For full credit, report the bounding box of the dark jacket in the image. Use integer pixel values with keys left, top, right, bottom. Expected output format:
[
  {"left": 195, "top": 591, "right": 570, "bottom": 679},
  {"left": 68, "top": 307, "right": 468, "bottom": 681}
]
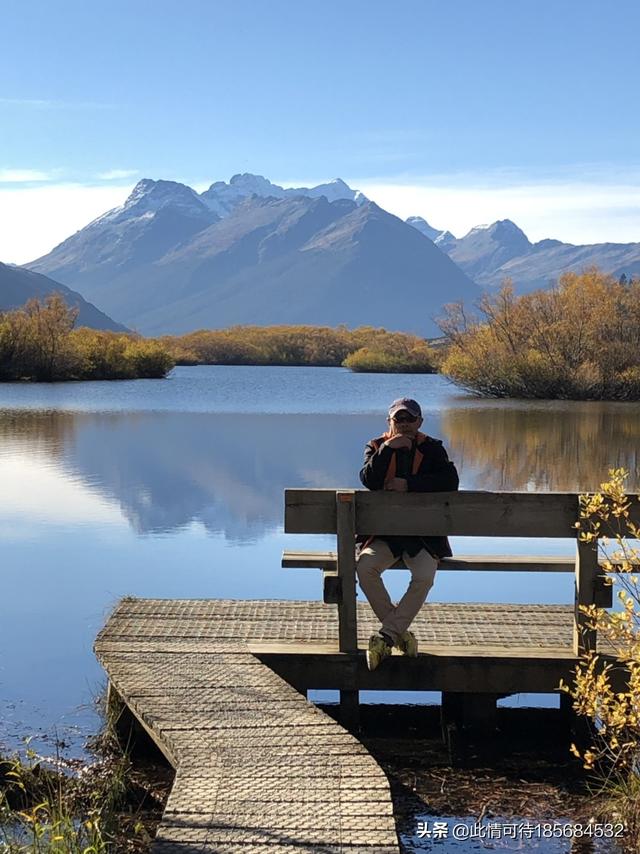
[{"left": 359, "top": 432, "right": 459, "bottom": 559}]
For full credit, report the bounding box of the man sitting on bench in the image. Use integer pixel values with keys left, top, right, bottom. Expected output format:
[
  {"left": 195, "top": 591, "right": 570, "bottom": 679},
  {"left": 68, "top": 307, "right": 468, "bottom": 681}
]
[{"left": 357, "top": 398, "right": 459, "bottom": 670}]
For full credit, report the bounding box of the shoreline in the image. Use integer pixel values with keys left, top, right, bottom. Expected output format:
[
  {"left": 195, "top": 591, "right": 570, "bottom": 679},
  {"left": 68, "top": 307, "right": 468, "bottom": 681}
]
[{"left": 1, "top": 704, "right": 610, "bottom": 854}]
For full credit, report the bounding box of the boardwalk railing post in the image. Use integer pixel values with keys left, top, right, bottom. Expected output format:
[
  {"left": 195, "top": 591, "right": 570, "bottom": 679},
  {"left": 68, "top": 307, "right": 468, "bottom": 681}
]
[
  {"left": 336, "top": 490, "right": 358, "bottom": 653},
  {"left": 574, "top": 538, "right": 599, "bottom": 655}
]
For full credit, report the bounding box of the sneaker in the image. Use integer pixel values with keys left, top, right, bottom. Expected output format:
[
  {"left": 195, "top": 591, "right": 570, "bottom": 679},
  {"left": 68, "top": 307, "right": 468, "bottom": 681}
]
[
  {"left": 366, "top": 633, "right": 392, "bottom": 671},
  {"left": 396, "top": 630, "right": 418, "bottom": 657}
]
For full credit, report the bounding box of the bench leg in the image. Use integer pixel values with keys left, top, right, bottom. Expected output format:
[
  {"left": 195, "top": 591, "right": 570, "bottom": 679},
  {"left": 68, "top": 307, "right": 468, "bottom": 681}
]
[
  {"left": 560, "top": 691, "right": 592, "bottom": 754},
  {"left": 339, "top": 689, "right": 360, "bottom": 731},
  {"left": 441, "top": 691, "right": 500, "bottom": 731}
]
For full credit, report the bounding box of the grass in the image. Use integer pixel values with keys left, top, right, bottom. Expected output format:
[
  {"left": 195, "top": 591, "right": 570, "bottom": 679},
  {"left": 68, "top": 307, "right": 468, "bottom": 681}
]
[{"left": 0, "top": 694, "right": 171, "bottom": 853}]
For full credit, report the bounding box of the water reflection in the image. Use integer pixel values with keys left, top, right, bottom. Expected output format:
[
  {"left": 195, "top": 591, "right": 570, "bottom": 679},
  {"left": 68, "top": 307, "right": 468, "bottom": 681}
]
[
  {"left": 2, "top": 402, "right": 639, "bottom": 543},
  {"left": 0, "top": 411, "right": 383, "bottom": 541},
  {"left": 443, "top": 401, "right": 640, "bottom": 493}
]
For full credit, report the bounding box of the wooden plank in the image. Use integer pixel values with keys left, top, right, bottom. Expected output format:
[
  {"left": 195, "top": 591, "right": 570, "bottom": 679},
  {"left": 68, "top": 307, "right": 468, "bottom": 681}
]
[
  {"left": 282, "top": 550, "right": 337, "bottom": 568},
  {"left": 574, "top": 539, "right": 600, "bottom": 654},
  {"left": 323, "top": 569, "right": 342, "bottom": 605},
  {"left": 336, "top": 491, "right": 358, "bottom": 653},
  {"left": 260, "top": 650, "right": 582, "bottom": 694},
  {"left": 285, "top": 489, "right": 583, "bottom": 537},
  {"left": 96, "top": 605, "right": 399, "bottom": 853},
  {"left": 357, "top": 491, "right": 581, "bottom": 538},
  {"left": 283, "top": 550, "right": 576, "bottom": 573}
]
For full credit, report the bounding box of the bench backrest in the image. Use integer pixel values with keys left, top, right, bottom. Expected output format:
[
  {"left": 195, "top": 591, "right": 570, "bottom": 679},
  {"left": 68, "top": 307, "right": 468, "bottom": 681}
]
[{"left": 285, "top": 489, "right": 579, "bottom": 538}]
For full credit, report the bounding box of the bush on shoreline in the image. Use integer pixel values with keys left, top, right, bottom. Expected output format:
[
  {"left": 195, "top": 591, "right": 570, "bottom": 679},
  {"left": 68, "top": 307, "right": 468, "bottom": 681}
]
[
  {"left": 564, "top": 469, "right": 640, "bottom": 847},
  {"left": 161, "top": 324, "right": 439, "bottom": 373},
  {"left": 0, "top": 298, "right": 438, "bottom": 379},
  {"left": 0, "top": 296, "right": 174, "bottom": 382},
  {"left": 439, "top": 270, "right": 640, "bottom": 400},
  {"left": 343, "top": 343, "right": 436, "bottom": 373}
]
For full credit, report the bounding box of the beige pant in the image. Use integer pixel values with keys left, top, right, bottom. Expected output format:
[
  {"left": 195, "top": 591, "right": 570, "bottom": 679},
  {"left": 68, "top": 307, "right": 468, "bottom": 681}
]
[{"left": 356, "top": 538, "right": 438, "bottom": 645}]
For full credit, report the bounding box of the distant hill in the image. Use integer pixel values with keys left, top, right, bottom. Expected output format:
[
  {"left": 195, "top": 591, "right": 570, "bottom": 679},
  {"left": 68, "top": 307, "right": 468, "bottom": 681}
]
[
  {"left": 0, "top": 263, "right": 126, "bottom": 330},
  {"left": 406, "top": 217, "right": 640, "bottom": 291},
  {"left": 29, "top": 178, "right": 478, "bottom": 336}
]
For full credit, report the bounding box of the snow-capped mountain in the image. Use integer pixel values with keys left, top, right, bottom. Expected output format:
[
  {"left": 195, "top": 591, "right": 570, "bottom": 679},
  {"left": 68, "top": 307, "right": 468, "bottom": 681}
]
[
  {"left": 406, "top": 214, "right": 640, "bottom": 291},
  {"left": 28, "top": 185, "right": 477, "bottom": 336},
  {"left": 199, "top": 173, "right": 367, "bottom": 217},
  {"left": 434, "top": 230, "right": 457, "bottom": 252},
  {"left": 29, "top": 179, "right": 219, "bottom": 292},
  {"left": 405, "top": 216, "right": 444, "bottom": 242},
  {"left": 103, "top": 178, "right": 209, "bottom": 222},
  {"left": 445, "top": 220, "right": 533, "bottom": 280}
]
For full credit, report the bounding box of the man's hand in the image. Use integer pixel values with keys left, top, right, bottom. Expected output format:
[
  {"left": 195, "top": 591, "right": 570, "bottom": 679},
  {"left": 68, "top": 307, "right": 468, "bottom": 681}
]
[
  {"left": 384, "top": 435, "right": 413, "bottom": 450},
  {"left": 385, "top": 477, "right": 408, "bottom": 492}
]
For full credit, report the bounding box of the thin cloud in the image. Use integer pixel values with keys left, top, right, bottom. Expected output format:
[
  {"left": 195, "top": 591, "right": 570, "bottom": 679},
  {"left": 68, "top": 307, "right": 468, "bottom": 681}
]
[
  {"left": 356, "top": 173, "right": 640, "bottom": 245},
  {"left": 0, "top": 169, "right": 57, "bottom": 183},
  {"left": 97, "top": 169, "right": 139, "bottom": 180}
]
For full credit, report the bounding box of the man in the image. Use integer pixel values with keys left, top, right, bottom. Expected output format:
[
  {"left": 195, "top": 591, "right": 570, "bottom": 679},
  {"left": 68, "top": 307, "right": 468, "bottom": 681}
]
[{"left": 357, "top": 398, "right": 459, "bottom": 670}]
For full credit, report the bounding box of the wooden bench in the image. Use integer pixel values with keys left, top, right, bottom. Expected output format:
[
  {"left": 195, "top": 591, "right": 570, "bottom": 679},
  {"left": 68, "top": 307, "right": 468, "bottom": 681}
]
[{"left": 283, "top": 489, "right": 618, "bottom": 656}]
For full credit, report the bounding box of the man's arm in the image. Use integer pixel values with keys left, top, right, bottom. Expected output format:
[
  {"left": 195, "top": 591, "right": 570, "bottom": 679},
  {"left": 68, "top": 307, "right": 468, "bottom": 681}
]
[
  {"left": 405, "top": 442, "right": 459, "bottom": 492},
  {"left": 359, "top": 441, "right": 394, "bottom": 490}
]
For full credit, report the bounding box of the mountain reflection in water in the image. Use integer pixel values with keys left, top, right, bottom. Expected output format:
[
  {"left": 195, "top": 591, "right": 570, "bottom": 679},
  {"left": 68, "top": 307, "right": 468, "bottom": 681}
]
[{"left": 1, "top": 401, "right": 639, "bottom": 542}]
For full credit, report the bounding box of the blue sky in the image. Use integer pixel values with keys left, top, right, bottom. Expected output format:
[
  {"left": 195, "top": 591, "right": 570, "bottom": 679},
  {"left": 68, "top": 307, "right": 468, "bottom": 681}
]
[{"left": 1, "top": 0, "right": 640, "bottom": 262}]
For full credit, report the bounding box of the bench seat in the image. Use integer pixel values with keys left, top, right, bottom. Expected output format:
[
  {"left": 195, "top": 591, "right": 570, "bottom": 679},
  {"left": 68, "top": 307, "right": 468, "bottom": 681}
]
[{"left": 282, "top": 550, "right": 613, "bottom": 606}]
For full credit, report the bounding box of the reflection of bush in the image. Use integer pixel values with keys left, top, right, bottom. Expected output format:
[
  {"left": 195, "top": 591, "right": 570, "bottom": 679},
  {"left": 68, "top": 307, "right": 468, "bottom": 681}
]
[
  {"left": 0, "top": 410, "right": 77, "bottom": 458},
  {"left": 440, "top": 270, "right": 640, "bottom": 400},
  {"left": 442, "top": 405, "right": 640, "bottom": 492}
]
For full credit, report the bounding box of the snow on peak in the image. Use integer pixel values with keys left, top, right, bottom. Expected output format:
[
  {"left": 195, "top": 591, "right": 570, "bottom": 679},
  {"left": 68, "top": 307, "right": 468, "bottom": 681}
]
[
  {"left": 466, "top": 219, "right": 529, "bottom": 244},
  {"left": 200, "top": 174, "right": 368, "bottom": 216},
  {"left": 406, "top": 216, "right": 443, "bottom": 241},
  {"left": 434, "top": 230, "right": 456, "bottom": 248},
  {"left": 126, "top": 179, "right": 200, "bottom": 206},
  {"left": 229, "top": 173, "right": 282, "bottom": 195},
  {"left": 90, "top": 179, "right": 209, "bottom": 229}
]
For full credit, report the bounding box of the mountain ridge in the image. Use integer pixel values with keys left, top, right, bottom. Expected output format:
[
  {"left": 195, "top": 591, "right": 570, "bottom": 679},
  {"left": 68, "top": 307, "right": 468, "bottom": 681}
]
[
  {"left": 29, "top": 182, "right": 477, "bottom": 336},
  {"left": 0, "top": 263, "right": 126, "bottom": 330},
  {"left": 405, "top": 214, "right": 640, "bottom": 290}
]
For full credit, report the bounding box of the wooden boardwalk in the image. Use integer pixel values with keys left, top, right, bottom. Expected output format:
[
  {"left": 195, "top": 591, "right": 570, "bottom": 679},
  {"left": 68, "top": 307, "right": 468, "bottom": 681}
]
[
  {"left": 96, "top": 598, "right": 401, "bottom": 854},
  {"left": 95, "top": 489, "right": 633, "bottom": 851},
  {"left": 95, "top": 595, "right": 590, "bottom": 852}
]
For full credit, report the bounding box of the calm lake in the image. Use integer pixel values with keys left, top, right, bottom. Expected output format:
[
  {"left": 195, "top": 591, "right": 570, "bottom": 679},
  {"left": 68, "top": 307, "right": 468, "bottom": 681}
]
[{"left": 1, "top": 365, "right": 639, "bottom": 758}]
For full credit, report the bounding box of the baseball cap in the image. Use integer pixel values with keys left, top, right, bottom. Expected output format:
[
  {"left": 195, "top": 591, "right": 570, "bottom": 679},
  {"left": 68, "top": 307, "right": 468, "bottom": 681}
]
[{"left": 388, "top": 398, "right": 422, "bottom": 419}]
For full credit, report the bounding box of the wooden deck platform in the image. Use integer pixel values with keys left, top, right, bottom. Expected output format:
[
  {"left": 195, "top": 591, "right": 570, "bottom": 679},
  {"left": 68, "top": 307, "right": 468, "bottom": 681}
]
[
  {"left": 96, "top": 597, "right": 403, "bottom": 854},
  {"left": 95, "top": 595, "right": 590, "bottom": 853}
]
